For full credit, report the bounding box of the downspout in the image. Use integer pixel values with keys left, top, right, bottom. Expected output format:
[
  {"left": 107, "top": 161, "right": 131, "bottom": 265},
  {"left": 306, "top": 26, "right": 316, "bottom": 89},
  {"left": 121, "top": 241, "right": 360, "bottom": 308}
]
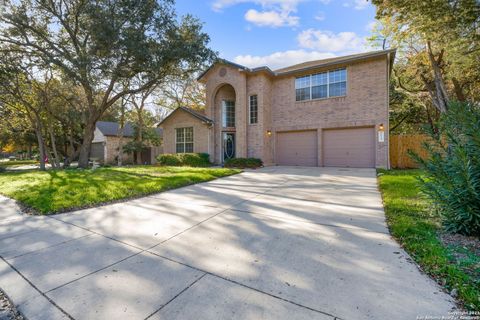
[{"left": 386, "top": 52, "right": 391, "bottom": 169}]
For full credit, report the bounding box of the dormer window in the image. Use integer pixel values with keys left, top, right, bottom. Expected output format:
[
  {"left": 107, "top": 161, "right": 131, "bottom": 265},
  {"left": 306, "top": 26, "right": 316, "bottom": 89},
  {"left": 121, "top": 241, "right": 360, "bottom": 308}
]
[{"left": 295, "top": 68, "right": 347, "bottom": 101}]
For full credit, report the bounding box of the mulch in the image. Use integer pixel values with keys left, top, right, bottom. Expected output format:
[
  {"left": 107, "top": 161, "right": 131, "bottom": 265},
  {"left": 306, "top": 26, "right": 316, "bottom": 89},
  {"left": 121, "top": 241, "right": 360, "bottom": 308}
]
[{"left": 0, "top": 289, "right": 23, "bottom": 320}]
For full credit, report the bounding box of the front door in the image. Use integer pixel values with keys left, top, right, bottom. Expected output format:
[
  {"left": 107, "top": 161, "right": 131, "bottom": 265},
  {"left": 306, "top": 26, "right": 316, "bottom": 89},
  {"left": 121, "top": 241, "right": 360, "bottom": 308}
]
[{"left": 223, "top": 132, "right": 235, "bottom": 162}]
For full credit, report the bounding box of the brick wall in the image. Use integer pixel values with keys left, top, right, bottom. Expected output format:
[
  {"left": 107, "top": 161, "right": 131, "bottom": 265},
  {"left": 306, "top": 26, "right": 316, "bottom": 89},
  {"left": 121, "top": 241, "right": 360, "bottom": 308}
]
[
  {"left": 160, "top": 109, "right": 211, "bottom": 156},
  {"left": 204, "top": 64, "right": 248, "bottom": 163},
  {"left": 270, "top": 57, "right": 389, "bottom": 167},
  {"left": 103, "top": 136, "right": 134, "bottom": 164},
  {"left": 197, "top": 55, "right": 390, "bottom": 167}
]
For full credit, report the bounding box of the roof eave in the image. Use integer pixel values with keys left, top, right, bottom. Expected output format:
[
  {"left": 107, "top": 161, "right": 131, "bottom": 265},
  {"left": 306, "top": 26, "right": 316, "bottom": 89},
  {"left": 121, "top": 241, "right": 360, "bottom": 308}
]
[
  {"left": 275, "top": 49, "right": 397, "bottom": 77},
  {"left": 197, "top": 59, "right": 249, "bottom": 82},
  {"left": 197, "top": 59, "right": 276, "bottom": 82},
  {"left": 157, "top": 107, "right": 213, "bottom": 127}
]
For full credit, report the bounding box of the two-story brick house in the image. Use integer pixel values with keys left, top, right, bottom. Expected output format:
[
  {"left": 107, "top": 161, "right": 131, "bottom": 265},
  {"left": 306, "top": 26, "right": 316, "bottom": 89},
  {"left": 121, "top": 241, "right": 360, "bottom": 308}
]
[{"left": 159, "top": 49, "right": 395, "bottom": 168}]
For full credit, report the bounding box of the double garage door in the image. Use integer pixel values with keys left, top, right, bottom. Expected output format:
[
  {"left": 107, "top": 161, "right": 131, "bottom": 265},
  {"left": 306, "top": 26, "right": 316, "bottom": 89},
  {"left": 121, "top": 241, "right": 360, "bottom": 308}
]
[{"left": 276, "top": 127, "right": 375, "bottom": 168}]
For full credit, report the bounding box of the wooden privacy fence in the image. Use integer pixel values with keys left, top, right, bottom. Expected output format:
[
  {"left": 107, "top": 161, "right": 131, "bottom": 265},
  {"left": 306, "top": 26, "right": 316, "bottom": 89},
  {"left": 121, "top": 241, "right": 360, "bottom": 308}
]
[{"left": 390, "top": 134, "right": 430, "bottom": 169}]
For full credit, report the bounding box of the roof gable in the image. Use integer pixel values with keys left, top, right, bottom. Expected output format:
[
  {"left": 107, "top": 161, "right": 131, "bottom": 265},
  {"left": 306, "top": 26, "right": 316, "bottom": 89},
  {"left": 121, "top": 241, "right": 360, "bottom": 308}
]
[
  {"left": 158, "top": 107, "right": 213, "bottom": 126},
  {"left": 197, "top": 59, "right": 275, "bottom": 82}
]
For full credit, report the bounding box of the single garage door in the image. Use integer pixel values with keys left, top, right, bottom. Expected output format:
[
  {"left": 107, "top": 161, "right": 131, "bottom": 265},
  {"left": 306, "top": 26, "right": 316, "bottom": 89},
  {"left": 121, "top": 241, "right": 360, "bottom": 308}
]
[
  {"left": 276, "top": 130, "right": 318, "bottom": 166},
  {"left": 323, "top": 127, "right": 375, "bottom": 168}
]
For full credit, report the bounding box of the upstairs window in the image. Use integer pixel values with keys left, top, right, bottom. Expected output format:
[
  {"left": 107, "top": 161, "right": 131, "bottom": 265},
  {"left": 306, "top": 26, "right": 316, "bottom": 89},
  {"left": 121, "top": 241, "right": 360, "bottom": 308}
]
[
  {"left": 249, "top": 95, "right": 258, "bottom": 124},
  {"left": 295, "top": 76, "right": 310, "bottom": 101},
  {"left": 176, "top": 127, "right": 193, "bottom": 153},
  {"left": 295, "top": 68, "right": 347, "bottom": 101},
  {"left": 222, "top": 100, "right": 235, "bottom": 127}
]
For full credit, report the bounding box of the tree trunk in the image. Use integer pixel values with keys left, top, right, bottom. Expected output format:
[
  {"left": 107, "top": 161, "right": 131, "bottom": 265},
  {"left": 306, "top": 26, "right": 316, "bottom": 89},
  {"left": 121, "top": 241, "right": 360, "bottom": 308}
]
[
  {"left": 34, "top": 127, "right": 46, "bottom": 171},
  {"left": 77, "top": 120, "right": 96, "bottom": 168},
  {"left": 426, "top": 42, "right": 449, "bottom": 113},
  {"left": 136, "top": 113, "right": 144, "bottom": 165},
  {"left": 30, "top": 112, "right": 47, "bottom": 171},
  {"left": 48, "top": 127, "right": 61, "bottom": 168},
  {"left": 63, "top": 130, "right": 78, "bottom": 168},
  {"left": 452, "top": 77, "right": 466, "bottom": 102},
  {"left": 117, "top": 97, "right": 126, "bottom": 166}
]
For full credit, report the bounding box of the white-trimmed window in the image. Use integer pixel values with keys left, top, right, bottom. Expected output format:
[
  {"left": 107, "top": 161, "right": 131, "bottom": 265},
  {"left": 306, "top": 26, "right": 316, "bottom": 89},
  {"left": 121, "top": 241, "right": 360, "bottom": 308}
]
[
  {"left": 295, "top": 68, "right": 347, "bottom": 101},
  {"left": 176, "top": 127, "right": 193, "bottom": 153},
  {"left": 249, "top": 95, "right": 258, "bottom": 124}
]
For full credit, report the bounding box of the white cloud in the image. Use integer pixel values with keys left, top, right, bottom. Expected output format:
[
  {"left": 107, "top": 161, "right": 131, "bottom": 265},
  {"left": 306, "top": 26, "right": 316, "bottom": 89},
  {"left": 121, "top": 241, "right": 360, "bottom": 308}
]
[
  {"left": 212, "top": 0, "right": 304, "bottom": 27},
  {"left": 314, "top": 11, "right": 326, "bottom": 21},
  {"left": 245, "top": 9, "right": 299, "bottom": 27},
  {"left": 353, "top": 0, "right": 369, "bottom": 10},
  {"left": 297, "top": 29, "right": 365, "bottom": 52},
  {"left": 234, "top": 50, "right": 336, "bottom": 69},
  {"left": 212, "top": 0, "right": 303, "bottom": 12}
]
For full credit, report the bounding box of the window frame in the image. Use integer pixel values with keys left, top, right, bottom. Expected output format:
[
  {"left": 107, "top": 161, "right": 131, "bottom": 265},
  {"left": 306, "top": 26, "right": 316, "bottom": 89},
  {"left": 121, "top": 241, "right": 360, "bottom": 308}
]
[
  {"left": 249, "top": 94, "right": 258, "bottom": 125},
  {"left": 175, "top": 127, "right": 194, "bottom": 154},
  {"left": 295, "top": 68, "right": 347, "bottom": 102}
]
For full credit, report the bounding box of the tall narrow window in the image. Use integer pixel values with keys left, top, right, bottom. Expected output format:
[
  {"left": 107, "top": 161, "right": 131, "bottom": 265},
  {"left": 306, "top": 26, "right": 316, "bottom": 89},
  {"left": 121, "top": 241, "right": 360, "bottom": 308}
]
[
  {"left": 311, "top": 72, "right": 328, "bottom": 99},
  {"left": 222, "top": 100, "right": 235, "bottom": 127},
  {"left": 295, "top": 76, "right": 310, "bottom": 101},
  {"left": 295, "top": 68, "right": 347, "bottom": 101},
  {"left": 328, "top": 68, "right": 347, "bottom": 97},
  {"left": 249, "top": 95, "right": 258, "bottom": 124},
  {"left": 176, "top": 127, "right": 194, "bottom": 153}
]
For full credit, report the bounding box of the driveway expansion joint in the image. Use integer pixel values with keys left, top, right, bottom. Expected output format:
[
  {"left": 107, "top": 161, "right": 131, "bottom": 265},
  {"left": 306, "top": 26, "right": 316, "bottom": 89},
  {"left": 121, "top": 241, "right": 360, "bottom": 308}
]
[
  {"left": 229, "top": 208, "right": 390, "bottom": 235},
  {"left": 144, "top": 273, "right": 208, "bottom": 319},
  {"left": 146, "top": 252, "right": 340, "bottom": 319},
  {"left": 0, "top": 256, "right": 75, "bottom": 320},
  {"left": 6, "top": 234, "right": 94, "bottom": 260}
]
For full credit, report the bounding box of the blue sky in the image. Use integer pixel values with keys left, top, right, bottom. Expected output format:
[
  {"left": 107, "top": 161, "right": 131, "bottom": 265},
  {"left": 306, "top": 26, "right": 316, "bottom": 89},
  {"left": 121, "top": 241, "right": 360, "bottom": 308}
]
[{"left": 175, "top": 0, "right": 378, "bottom": 69}]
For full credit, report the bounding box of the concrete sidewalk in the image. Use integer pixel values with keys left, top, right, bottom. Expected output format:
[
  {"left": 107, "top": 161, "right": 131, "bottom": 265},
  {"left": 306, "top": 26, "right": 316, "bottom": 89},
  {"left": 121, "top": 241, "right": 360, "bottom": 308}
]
[{"left": 0, "top": 167, "right": 455, "bottom": 319}]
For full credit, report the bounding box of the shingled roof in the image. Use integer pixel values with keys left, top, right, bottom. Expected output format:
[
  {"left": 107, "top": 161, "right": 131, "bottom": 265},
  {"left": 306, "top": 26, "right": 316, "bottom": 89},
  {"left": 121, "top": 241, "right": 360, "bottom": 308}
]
[
  {"left": 274, "top": 49, "right": 396, "bottom": 75},
  {"left": 96, "top": 121, "right": 162, "bottom": 137},
  {"left": 197, "top": 49, "right": 396, "bottom": 81},
  {"left": 157, "top": 107, "right": 213, "bottom": 126}
]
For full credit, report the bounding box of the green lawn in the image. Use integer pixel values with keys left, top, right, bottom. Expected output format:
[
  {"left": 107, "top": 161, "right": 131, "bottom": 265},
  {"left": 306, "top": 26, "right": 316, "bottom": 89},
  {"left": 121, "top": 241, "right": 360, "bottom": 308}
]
[
  {"left": 0, "top": 166, "right": 239, "bottom": 214},
  {"left": 378, "top": 169, "right": 480, "bottom": 310}
]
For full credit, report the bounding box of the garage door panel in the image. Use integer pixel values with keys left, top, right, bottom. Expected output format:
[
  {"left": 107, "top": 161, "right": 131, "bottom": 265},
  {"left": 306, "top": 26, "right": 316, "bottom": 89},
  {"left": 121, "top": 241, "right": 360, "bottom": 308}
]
[
  {"left": 276, "top": 131, "right": 317, "bottom": 166},
  {"left": 323, "top": 127, "right": 375, "bottom": 168}
]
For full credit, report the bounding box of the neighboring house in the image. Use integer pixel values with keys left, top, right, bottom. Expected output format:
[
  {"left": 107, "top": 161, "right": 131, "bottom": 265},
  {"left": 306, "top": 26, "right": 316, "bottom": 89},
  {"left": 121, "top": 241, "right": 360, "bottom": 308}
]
[
  {"left": 159, "top": 49, "right": 395, "bottom": 168},
  {"left": 91, "top": 121, "right": 163, "bottom": 165}
]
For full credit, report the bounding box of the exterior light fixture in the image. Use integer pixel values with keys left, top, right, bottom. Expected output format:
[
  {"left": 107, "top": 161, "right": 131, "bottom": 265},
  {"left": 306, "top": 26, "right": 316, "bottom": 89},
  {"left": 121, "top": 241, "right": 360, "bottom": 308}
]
[
  {"left": 378, "top": 124, "right": 385, "bottom": 142},
  {"left": 266, "top": 130, "right": 272, "bottom": 136}
]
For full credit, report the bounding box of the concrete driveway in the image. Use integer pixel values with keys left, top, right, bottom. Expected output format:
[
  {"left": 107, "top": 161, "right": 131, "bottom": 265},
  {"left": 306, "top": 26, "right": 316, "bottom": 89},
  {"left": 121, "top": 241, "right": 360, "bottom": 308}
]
[{"left": 0, "top": 167, "right": 455, "bottom": 320}]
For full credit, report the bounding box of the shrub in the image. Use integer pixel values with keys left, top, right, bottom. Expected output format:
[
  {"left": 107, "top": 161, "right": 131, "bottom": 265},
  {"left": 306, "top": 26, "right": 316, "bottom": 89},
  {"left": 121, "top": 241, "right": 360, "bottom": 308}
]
[
  {"left": 412, "top": 102, "right": 480, "bottom": 236},
  {"left": 0, "top": 166, "right": 6, "bottom": 173},
  {"left": 157, "top": 154, "right": 182, "bottom": 166},
  {"left": 180, "top": 153, "right": 210, "bottom": 167},
  {"left": 156, "top": 153, "right": 210, "bottom": 167},
  {"left": 224, "top": 158, "right": 263, "bottom": 169}
]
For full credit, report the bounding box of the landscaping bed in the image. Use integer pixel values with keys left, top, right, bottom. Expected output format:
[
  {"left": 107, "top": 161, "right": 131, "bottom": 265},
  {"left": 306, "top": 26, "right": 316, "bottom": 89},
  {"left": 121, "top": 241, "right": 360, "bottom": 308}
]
[
  {"left": 0, "top": 166, "right": 240, "bottom": 214},
  {"left": 0, "top": 160, "right": 38, "bottom": 169},
  {"left": 0, "top": 288, "right": 23, "bottom": 320},
  {"left": 377, "top": 169, "right": 480, "bottom": 310}
]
